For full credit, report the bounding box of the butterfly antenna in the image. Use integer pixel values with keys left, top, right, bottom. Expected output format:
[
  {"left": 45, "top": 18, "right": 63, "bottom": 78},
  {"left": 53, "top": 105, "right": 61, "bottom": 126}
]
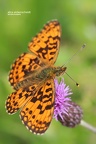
[
  {"left": 65, "top": 72, "right": 79, "bottom": 87},
  {"left": 63, "top": 44, "right": 86, "bottom": 86},
  {"left": 63, "top": 44, "right": 86, "bottom": 66}
]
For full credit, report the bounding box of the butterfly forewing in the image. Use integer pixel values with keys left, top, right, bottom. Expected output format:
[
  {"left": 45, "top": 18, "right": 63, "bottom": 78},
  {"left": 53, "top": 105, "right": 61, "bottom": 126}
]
[
  {"left": 28, "top": 20, "right": 61, "bottom": 64},
  {"left": 20, "top": 79, "right": 54, "bottom": 134}
]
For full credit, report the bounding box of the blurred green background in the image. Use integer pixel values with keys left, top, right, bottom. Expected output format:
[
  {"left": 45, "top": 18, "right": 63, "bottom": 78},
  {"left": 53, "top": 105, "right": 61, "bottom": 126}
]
[{"left": 0, "top": 0, "right": 96, "bottom": 144}]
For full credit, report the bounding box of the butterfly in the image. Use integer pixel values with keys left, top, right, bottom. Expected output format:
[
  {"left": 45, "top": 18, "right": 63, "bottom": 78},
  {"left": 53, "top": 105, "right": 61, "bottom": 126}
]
[{"left": 6, "top": 20, "right": 67, "bottom": 134}]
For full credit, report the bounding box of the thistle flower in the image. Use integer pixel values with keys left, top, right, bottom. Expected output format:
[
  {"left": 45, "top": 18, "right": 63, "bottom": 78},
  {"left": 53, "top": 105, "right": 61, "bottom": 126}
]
[{"left": 54, "top": 78, "right": 83, "bottom": 127}]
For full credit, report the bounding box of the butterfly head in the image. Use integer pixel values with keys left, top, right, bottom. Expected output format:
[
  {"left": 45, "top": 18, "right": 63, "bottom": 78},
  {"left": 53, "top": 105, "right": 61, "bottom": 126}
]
[{"left": 54, "top": 66, "right": 67, "bottom": 77}]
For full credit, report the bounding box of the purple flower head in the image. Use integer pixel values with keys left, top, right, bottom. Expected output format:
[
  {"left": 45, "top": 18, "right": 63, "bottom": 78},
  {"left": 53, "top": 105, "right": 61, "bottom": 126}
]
[{"left": 53, "top": 78, "right": 83, "bottom": 127}]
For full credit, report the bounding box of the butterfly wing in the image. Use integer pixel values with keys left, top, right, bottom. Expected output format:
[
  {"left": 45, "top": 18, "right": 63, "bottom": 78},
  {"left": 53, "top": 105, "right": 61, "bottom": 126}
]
[
  {"left": 9, "top": 53, "right": 44, "bottom": 89},
  {"left": 28, "top": 20, "right": 61, "bottom": 65},
  {"left": 6, "top": 84, "right": 37, "bottom": 114},
  {"left": 20, "top": 79, "right": 54, "bottom": 134}
]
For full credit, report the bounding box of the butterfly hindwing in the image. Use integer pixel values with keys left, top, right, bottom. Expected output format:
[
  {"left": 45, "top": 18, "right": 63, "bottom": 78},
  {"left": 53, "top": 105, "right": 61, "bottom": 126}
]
[
  {"left": 6, "top": 84, "right": 37, "bottom": 114},
  {"left": 9, "top": 53, "right": 44, "bottom": 89}
]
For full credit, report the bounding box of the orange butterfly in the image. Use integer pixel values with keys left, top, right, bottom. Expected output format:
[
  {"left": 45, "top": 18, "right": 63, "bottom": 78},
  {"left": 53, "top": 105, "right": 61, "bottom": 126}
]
[{"left": 6, "top": 20, "right": 67, "bottom": 134}]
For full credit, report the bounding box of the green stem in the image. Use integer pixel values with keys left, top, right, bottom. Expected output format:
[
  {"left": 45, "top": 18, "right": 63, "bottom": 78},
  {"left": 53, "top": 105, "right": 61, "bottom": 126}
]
[{"left": 80, "top": 120, "right": 96, "bottom": 133}]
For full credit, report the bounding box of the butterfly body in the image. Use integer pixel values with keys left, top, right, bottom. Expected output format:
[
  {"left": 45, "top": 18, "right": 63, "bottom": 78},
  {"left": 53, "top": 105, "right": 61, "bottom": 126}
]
[
  {"left": 14, "top": 65, "right": 66, "bottom": 91},
  {"left": 34, "top": 65, "right": 67, "bottom": 80},
  {"left": 6, "top": 20, "right": 66, "bottom": 134}
]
